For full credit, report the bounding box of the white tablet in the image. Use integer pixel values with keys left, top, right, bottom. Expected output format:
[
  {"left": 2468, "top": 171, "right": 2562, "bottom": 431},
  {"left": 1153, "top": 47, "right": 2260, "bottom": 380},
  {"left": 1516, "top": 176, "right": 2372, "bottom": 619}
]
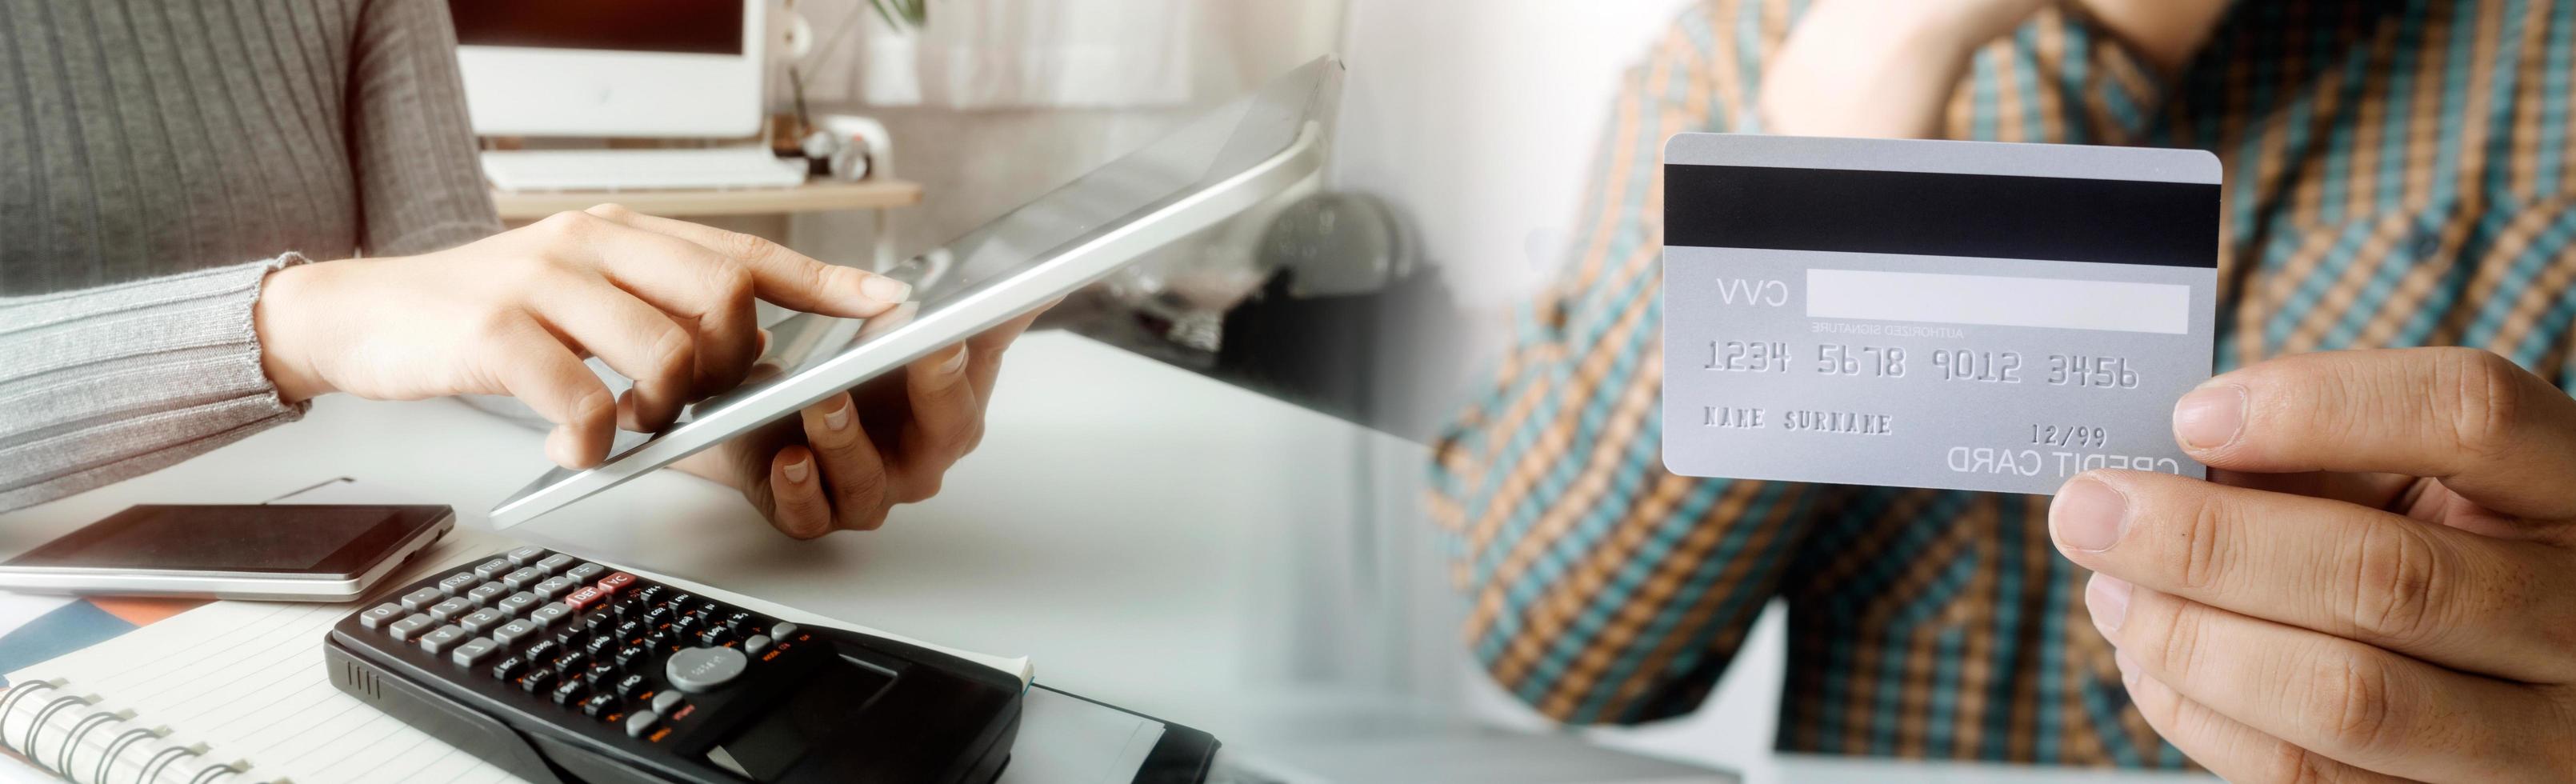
[{"left": 490, "top": 58, "right": 1340, "bottom": 527}]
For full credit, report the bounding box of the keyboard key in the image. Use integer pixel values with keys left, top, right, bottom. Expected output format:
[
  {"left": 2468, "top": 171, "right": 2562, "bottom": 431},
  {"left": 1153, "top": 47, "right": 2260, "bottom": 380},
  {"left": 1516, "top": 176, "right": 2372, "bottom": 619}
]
[
  {"left": 550, "top": 678, "right": 589, "bottom": 707},
  {"left": 452, "top": 638, "right": 501, "bottom": 667},
  {"left": 745, "top": 634, "right": 773, "bottom": 658},
  {"left": 598, "top": 572, "right": 638, "bottom": 594},
  {"left": 665, "top": 646, "right": 746, "bottom": 693},
  {"left": 535, "top": 554, "right": 576, "bottom": 575},
  {"left": 436, "top": 572, "right": 479, "bottom": 596},
  {"left": 498, "top": 592, "right": 541, "bottom": 617},
  {"left": 389, "top": 614, "right": 434, "bottom": 641},
  {"left": 533, "top": 576, "right": 577, "bottom": 602},
  {"left": 502, "top": 567, "right": 545, "bottom": 591},
  {"left": 398, "top": 587, "right": 445, "bottom": 611},
  {"left": 625, "top": 710, "right": 658, "bottom": 738},
  {"left": 522, "top": 666, "right": 558, "bottom": 694},
  {"left": 466, "top": 583, "right": 510, "bottom": 609},
  {"left": 612, "top": 673, "right": 650, "bottom": 700},
  {"left": 529, "top": 603, "right": 572, "bottom": 628},
  {"left": 419, "top": 625, "right": 468, "bottom": 655},
  {"left": 492, "top": 619, "right": 539, "bottom": 646},
  {"left": 358, "top": 603, "right": 404, "bottom": 630},
  {"left": 427, "top": 597, "right": 474, "bottom": 624},
  {"left": 506, "top": 546, "right": 547, "bottom": 566},
  {"left": 566, "top": 562, "right": 606, "bottom": 583},
  {"left": 491, "top": 655, "right": 528, "bottom": 681},
  {"left": 473, "top": 558, "right": 514, "bottom": 581},
  {"left": 580, "top": 693, "right": 621, "bottom": 719},
  {"left": 460, "top": 608, "right": 509, "bottom": 634},
  {"left": 522, "top": 639, "right": 560, "bottom": 666},
  {"left": 564, "top": 586, "right": 607, "bottom": 611}
]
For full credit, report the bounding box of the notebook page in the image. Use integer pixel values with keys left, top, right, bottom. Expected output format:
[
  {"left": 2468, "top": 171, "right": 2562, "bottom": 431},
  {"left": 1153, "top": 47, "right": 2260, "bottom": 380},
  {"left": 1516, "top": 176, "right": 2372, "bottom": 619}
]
[{"left": 5, "top": 528, "right": 524, "bottom": 784}]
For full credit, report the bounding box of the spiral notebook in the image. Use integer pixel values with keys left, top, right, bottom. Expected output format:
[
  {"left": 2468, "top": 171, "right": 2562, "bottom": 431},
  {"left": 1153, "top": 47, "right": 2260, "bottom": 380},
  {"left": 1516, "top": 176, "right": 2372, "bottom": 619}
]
[{"left": 0, "top": 524, "right": 1033, "bottom": 784}]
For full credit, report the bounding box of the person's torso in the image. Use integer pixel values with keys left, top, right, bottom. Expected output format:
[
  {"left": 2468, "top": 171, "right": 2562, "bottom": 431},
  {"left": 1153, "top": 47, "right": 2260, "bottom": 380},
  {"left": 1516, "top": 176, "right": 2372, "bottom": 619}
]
[{"left": 0, "top": 0, "right": 369, "bottom": 294}]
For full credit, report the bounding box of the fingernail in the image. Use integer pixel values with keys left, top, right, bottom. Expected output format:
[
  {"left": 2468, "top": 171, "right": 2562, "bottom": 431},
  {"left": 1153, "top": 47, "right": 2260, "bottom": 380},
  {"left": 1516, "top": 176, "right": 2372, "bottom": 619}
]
[
  {"left": 2050, "top": 477, "right": 2128, "bottom": 553},
  {"left": 757, "top": 328, "right": 774, "bottom": 358},
  {"left": 822, "top": 397, "right": 851, "bottom": 430},
  {"left": 2086, "top": 574, "right": 2133, "bottom": 634},
  {"left": 783, "top": 456, "right": 811, "bottom": 483},
  {"left": 2173, "top": 383, "right": 2246, "bottom": 450},
  {"left": 938, "top": 346, "right": 969, "bottom": 375},
  {"left": 860, "top": 272, "right": 912, "bottom": 303}
]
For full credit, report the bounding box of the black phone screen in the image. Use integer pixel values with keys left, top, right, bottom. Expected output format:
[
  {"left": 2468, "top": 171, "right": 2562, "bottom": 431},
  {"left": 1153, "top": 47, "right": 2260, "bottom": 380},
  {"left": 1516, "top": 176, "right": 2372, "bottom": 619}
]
[{"left": 5, "top": 506, "right": 449, "bottom": 576}]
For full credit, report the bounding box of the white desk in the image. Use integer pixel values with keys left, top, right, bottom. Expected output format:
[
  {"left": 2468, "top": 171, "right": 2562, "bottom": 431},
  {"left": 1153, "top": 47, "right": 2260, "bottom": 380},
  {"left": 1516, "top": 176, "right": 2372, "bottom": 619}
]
[{"left": 0, "top": 333, "right": 2210, "bottom": 783}]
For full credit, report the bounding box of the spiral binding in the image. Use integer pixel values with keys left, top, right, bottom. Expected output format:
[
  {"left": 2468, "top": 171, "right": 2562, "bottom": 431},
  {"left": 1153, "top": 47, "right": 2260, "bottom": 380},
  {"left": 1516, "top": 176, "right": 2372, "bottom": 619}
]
[{"left": 0, "top": 680, "right": 272, "bottom": 784}]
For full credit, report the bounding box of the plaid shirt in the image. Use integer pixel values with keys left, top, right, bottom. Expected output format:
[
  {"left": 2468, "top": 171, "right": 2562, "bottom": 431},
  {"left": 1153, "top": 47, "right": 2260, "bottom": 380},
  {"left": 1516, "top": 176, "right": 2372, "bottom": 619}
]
[{"left": 1430, "top": 0, "right": 2576, "bottom": 766}]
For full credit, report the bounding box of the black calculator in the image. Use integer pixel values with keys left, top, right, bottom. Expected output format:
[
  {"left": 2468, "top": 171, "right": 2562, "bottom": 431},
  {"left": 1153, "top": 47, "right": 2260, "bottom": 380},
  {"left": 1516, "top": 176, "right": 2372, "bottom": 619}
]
[{"left": 324, "top": 546, "right": 1022, "bottom": 783}]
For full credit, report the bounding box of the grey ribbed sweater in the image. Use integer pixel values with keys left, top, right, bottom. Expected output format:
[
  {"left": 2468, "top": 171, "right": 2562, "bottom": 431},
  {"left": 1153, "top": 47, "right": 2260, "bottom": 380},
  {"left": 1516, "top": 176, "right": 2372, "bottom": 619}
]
[{"left": 1, "top": 0, "right": 498, "bottom": 510}]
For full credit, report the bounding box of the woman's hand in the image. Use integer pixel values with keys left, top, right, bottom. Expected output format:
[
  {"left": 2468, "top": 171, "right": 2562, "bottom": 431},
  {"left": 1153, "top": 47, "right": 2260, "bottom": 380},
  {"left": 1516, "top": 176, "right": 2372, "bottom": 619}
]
[
  {"left": 254, "top": 204, "right": 910, "bottom": 468},
  {"left": 2052, "top": 348, "right": 2576, "bottom": 782},
  {"left": 668, "top": 309, "right": 1049, "bottom": 538},
  {"left": 1760, "top": 0, "right": 2049, "bottom": 138}
]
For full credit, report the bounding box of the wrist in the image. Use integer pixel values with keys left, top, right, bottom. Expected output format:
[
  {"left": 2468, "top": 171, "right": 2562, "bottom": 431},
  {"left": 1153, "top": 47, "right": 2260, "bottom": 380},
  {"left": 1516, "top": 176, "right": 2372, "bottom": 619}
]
[{"left": 254, "top": 262, "right": 332, "bottom": 403}]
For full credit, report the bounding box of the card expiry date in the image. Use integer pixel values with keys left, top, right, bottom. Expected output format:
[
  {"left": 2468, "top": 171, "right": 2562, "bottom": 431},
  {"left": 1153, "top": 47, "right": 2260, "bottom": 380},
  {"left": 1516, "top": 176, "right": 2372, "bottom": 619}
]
[{"left": 1658, "top": 134, "right": 2222, "bottom": 495}]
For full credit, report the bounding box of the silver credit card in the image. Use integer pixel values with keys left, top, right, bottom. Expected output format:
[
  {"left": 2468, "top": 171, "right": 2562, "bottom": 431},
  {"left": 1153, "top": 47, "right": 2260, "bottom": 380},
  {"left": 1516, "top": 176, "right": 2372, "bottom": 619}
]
[{"left": 1660, "top": 134, "right": 2220, "bottom": 495}]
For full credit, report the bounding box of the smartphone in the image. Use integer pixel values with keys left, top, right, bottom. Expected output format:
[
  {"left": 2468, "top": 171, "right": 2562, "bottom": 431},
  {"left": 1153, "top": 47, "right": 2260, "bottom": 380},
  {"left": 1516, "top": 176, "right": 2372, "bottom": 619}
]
[{"left": 0, "top": 505, "right": 452, "bottom": 601}]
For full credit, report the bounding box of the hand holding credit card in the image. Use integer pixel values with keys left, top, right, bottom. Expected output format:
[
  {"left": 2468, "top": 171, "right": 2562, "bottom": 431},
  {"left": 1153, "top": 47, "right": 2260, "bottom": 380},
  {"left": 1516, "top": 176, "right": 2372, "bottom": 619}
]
[{"left": 1659, "top": 134, "right": 2220, "bottom": 495}]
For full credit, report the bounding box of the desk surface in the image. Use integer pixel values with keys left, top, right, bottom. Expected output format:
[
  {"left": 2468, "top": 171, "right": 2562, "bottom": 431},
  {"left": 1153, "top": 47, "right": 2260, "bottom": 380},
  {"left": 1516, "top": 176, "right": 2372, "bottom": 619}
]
[
  {"left": 489, "top": 178, "right": 923, "bottom": 219},
  {"left": 0, "top": 332, "right": 2210, "bottom": 783}
]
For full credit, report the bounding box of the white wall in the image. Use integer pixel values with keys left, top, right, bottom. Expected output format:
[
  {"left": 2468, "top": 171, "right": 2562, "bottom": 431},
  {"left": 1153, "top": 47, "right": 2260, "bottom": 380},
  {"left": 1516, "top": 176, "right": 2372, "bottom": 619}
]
[{"left": 1329, "top": 0, "right": 1794, "bottom": 773}]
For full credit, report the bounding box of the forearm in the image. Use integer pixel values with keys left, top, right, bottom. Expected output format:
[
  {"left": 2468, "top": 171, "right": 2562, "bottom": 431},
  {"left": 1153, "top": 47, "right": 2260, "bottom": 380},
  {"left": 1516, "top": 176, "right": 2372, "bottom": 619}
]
[
  {"left": 0, "top": 257, "right": 310, "bottom": 511},
  {"left": 1758, "top": 1, "right": 1998, "bottom": 138}
]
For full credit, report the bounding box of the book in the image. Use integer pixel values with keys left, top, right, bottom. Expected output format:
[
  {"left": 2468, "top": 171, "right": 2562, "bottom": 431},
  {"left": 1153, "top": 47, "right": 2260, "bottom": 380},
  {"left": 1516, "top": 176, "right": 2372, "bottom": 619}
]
[{"left": 0, "top": 525, "right": 1031, "bottom": 784}]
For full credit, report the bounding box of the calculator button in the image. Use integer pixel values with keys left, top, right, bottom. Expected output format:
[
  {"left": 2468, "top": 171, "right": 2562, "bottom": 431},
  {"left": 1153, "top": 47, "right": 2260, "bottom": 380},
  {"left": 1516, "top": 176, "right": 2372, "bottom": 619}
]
[
  {"left": 472, "top": 558, "right": 514, "bottom": 581},
  {"left": 555, "top": 650, "right": 590, "bottom": 674},
  {"left": 528, "top": 604, "right": 572, "bottom": 628},
  {"left": 535, "top": 553, "right": 576, "bottom": 575},
  {"left": 452, "top": 638, "right": 501, "bottom": 667},
  {"left": 625, "top": 710, "right": 658, "bottom": 738},
  {"left": 427, "top": 597, "right": 474, "bottom": 624},
  {"left": 389, "top": 614, "right": 434, "bottom": 641},
  {"left": 670, "top": 614, "right": 702, "bottom": 638},
  {"left": 641, "top": 606, "right": 675, "bottom": 627},
  {"left": 466, "top": 583, "right": 510, "bottom": 609},
  {"left": 580, "top": 693, "right": 621, "bottom": 718},
  {"left": 665, "top": 593, "right": 695, "bottom": 610},
  {"left": 521, "top": 666, "right": 558, "bottom": 694},
  {"left": 665, "top": 646, "right": 746, "bottom": 693},
  {"left": 521, "top": 639, "right": 560, "bottom": 666},
  {"left": 695, "top": 626, "right": 732, "bottom": 647},
  {"left": 650, "top": 690, "right": 685, "bottom": 714},
  {"left": 497, "top": 592, "right": 541, "bottom": 617},
  {"left": 632, "top": 586, "right": 666, "bottom": 606},
  {"left": 491, "top": 655, "right": 528, "bottom": 681},
  {"left": 598, "top": 572, "right": 638, "bottom": 594},
  {"left": 398, "top": 587, "right": 445, "bottom": 611},
  {"left": 502, "top": 567, "right": 545, "bottom": 591},
  {"left": 611, "top": 673, "right": 650, "bottom": 700},
  {"left": 436, "top": 573, "right": 479, "bottom": 596},
  {"left": 584, "top": 634, "right": 620, "bottom": 658},
  {"left": 550, "top": 678, "right": 589, "bottom": 707},
  {"left": 615, "top": 646, "right": 650, "bottom": 669},
  {"left": 358, "top": 603, "right": 404, "bottom": 630},
  {"left": 613, "top": 620, "right": 645, "bottom": 644},
  {"left": 745, "top": 635, "right": 774, "bottom": 658},
  {"left": 566, "top": 562, "right": 606, "bottom": 582},
  {"left": 532, "top": 576, "right": 576, "bottom": 602},
  {"left": 459, "top": 608, "right": 509, "bottom": 634},
  {"left": 582, "top": 662, "right": 618, "bottom": 687},
  {"left": 564, "top": 586, "right": 607, "bottom": 611},
  {"left": 721, "top": 612, "right": 758, "bottom": 634},
  {"left": 492, "top": 619, "right": 539, "bottom": 646},
  {"left": 770, "top": 622, "right": 801, "bottom": 640},
  {"left": 506, "top": 546, "right": 547, "bottom": 566},
  {"left": 419, "top": 625, "right": 468, "bottom": 655}
]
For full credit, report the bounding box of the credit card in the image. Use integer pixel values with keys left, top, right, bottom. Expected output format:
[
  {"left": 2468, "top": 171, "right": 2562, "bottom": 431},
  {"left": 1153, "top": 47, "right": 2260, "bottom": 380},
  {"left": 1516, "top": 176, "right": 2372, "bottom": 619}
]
[{"left": 1659, "top": 134, "right": 2220, "bottom": 495}]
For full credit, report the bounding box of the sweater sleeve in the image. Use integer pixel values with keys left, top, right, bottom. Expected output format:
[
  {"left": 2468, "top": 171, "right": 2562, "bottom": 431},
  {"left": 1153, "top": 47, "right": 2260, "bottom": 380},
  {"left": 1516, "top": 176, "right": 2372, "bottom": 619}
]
[{"left": 0, "top": 255, "right": 309, "bottom": 511}]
